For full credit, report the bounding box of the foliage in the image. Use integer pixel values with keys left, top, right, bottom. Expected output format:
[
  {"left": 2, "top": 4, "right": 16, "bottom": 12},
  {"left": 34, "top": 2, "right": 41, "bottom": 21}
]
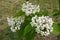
[
  {"left": 52, "top": 23, "right": 60, "bottom": 35},
  {"left": 24, "top": 24, "right": 35, "bottom": 40}
]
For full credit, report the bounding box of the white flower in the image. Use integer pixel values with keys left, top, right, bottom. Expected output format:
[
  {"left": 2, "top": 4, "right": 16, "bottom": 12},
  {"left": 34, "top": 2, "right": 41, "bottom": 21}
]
[
  {"left": 30, "top": 15, "right": 53, "bottom": 36},
  {"left": 22, "top": 1, "right": 33, "bottom": 16},
  {"left": 22, "top": 1, "right": 40, "bottom": 16},
  {"left": 17, "top": 25, "right": 20, "bottom": 30},
  {"left": 36, "top": 27, "right": 40, "bottom": 34},
  {"left": 33, "top": 5, "right": 40, "bottom": 14},
  {"left": 7, "top": 17, "right": 15, "bottom": 26},
  {"left": 25, "top": 8, "right": 32, "bottom": 16},
  {"left": 7, "top": 16, "right": 25, "bottom": 32},
  {"left": 10, "top": 26, "right": 16, "bottom": 32}
]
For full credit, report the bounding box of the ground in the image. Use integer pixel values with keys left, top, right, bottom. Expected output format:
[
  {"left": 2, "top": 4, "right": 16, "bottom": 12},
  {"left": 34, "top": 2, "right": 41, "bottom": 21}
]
[{"left": 0, "top": 0, "right": 59, "bottom": 40}]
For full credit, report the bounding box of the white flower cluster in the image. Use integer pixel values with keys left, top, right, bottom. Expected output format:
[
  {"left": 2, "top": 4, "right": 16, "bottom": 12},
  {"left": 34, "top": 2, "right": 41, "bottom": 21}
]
[
  {"left": 7, "top": 16, "right": 25, "bottom": 32},
  {"left": 30, "top": 15, "right": 53, "bottom": 36},
  {"left": 22, "top": 1, "right": 40, "bottom": 16}
]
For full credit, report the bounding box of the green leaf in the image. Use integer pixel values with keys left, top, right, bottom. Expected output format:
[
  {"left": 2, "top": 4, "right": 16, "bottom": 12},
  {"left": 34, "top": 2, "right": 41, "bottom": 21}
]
[
  {"left": 25, "top": 16, "right": 32, "bottom": 22},
  {"left": 17, "top": 21, "right": 31, "bottom": 40},
  {"left": 17, "top": 23, "right": 26, "bottom": 40},
  {"left": 52, "top": 23, "right": 60, "bottom": 35},
  {"left": 23, "top": 23, "right": 35, "bottom": 40},
  {"left": 25, "top": 29, "right": 35, "bottom": 40},
  {"left": 13, "top": 10, "right": 25, "bottom": 17},
  {"left": 17, "top": 29, "right": 24, "bottom": 40},
  {"left": 24, "top": 24, "right": 33, "bottom": 36},
  {"left": 25, "top": 27, "right": 35, "bottom": 40}
]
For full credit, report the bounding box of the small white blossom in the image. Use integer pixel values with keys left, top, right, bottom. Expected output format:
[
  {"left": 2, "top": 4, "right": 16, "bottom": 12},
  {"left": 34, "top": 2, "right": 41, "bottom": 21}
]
[
  {"left": 7, "top": 16, "right": 25, "bottom": 32},
  {"left": 30, "top": 15, "right": 53, "bottom": 36},
  {"left": 36, "top": 27, "right": 40, "bottom": 34},
  {"left": 10, "top": 26, "right": 16, "bottom": 32},
  {"left": 7, "top": 17, "right": 15, "bottom": 26},
  {"left": 22, "top": 1, "right": 40, "bottom": 16},
  {"left": 33, "top": 5, "right": 40, "bottom": 14}
]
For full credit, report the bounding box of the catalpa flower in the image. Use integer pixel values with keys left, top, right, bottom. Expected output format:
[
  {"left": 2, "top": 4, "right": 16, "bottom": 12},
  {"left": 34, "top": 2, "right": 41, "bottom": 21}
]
[
  {"left": 30, "top": 15, "right": 53, "bottom": 36},
  {"left": 22, "top": 1, "right": 40, "bottom": 16},
  {"left": 7, "top": 16, "right": 25, "bottom": 32}
]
